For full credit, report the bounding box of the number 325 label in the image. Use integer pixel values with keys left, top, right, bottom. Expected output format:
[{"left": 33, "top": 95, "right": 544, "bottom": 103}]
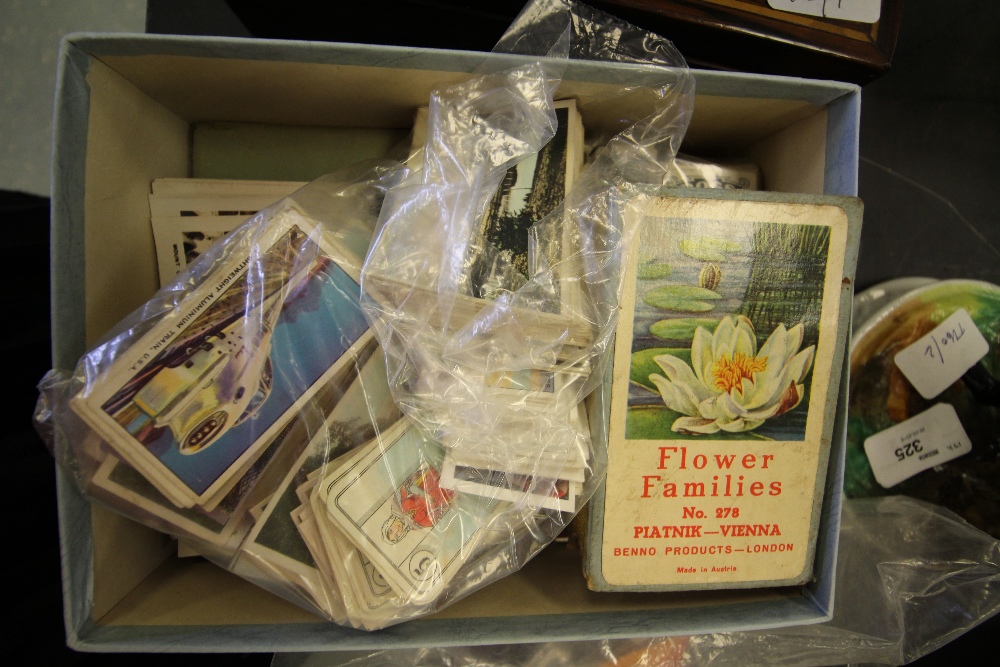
[{"left": 864, "top": 403, "right": 972, "bottom": 488}]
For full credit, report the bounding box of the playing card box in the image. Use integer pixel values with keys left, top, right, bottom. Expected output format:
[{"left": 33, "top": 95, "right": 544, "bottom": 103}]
[
  {"left": 583, "top": 188, "right": 862, "bottom": 592},
  {"left": 50, "top": 34, "right": 858, "bottom": 652}
]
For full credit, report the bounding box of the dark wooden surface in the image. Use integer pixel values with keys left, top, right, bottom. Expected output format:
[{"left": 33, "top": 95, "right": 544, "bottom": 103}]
[{"left": 590, "top": 0, "right": 902, "bottom": 83}]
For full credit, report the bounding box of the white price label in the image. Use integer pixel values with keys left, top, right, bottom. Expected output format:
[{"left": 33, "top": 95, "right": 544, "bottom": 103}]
[
  {"left": 893, "top": 308, "right": 989, "bottom": 399},
  {"left": 863, "top": 403, "right": 972, "bottom": 488},
  {"left": 767, "top": 0, "right": 882, "bottom": 24}
]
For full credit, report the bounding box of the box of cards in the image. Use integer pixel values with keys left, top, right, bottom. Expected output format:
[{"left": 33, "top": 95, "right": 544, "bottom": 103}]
[
  {"left": 50, "top": 34, "right": 858, "bottom": 651},
  {"left": 583, "top": 189, "right": 862, "bottom": 592}
]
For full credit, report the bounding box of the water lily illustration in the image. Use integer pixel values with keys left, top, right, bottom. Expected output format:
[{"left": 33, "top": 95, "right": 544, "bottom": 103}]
[{"left": 648, "top": 315, "right": 815, "bottom": 435}]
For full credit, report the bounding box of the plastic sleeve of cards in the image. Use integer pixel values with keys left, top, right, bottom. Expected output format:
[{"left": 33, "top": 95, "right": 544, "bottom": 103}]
[{"left": 35, "top": 0, "right": 694, "bottom": 630}]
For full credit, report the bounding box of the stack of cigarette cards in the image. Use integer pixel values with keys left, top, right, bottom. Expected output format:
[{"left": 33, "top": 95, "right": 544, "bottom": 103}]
[
  {"left": 248, "top": 414, "right": 512, "bottom": 628},
  {"left": 73, "top": 205, "right": 373, "bottom": 527},
  {"left": 243, "top": 347, "right": 586, "bottom": 627},
  {"left": 149, "top": 178, "right": 305, "bottom": 285}
]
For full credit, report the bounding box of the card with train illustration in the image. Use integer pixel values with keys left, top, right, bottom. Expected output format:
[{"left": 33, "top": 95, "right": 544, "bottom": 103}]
[{"left": 72, "top": 206, "right": 373, "bottom": 509}]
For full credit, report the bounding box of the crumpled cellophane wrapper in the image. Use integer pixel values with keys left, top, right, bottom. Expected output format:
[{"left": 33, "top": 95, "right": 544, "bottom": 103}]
[
  {"left": 35, "top": 0, "right": 695, "bottom": 630},
  {"left": 349, "top": 0, "right": 693, "bottom": 626},
  {"left": 271, "top": 496, "right": 1000, "bottom": 666}
]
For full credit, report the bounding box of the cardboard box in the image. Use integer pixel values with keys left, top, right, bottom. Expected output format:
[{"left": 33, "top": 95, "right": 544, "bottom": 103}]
[{"left": 51, "top": 34, "right": 858, "bottom": 651}]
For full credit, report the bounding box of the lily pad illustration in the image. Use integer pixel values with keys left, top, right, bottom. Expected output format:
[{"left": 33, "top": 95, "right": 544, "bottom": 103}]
[
  {"left": 649, "top": 318, "right": 720, "bottom": 341},
  {"left": 680, "top": 238, "right": 742, "bottom": 262},
  {"left": 637, "top": 261, "right": 673, "bottom": 280},
  {"left": 643, "top": 285, "right": 721, "bottom": 312}
]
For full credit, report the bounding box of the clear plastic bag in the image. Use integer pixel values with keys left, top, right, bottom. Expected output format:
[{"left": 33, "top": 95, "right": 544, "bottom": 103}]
[
  {"left": 271, "top": 496, "right": 1000, "bottom": 666},
  {"left": 351, "top": 0, "right": 693, "bottom": 626},
  {"left": 35, "top": 0, "right": 695, "bottom": 631},
  {"left": 36, "top": 161, "right": 407, "bottom": 564}
]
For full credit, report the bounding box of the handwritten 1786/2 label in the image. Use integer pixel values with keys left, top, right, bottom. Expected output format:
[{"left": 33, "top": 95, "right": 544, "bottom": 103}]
[
  {"left": 893, "top": 308, "right": 989, "bottom": 400},
  {"left": 601, "top": 441, "right": 817, "bottom": 588}
]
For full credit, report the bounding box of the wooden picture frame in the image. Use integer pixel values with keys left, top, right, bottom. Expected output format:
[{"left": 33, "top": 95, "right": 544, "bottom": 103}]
[{"left": 592, "top": 0, "right": 903, "bottom": 83}]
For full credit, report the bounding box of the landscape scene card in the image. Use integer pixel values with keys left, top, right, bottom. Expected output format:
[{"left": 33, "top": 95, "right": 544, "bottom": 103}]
[
  {"left": 410, "top": 99, "right": 584, "bottom": 306},
  {"left": 596, "top": 188, "right": 861, "bottom": 591}
]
